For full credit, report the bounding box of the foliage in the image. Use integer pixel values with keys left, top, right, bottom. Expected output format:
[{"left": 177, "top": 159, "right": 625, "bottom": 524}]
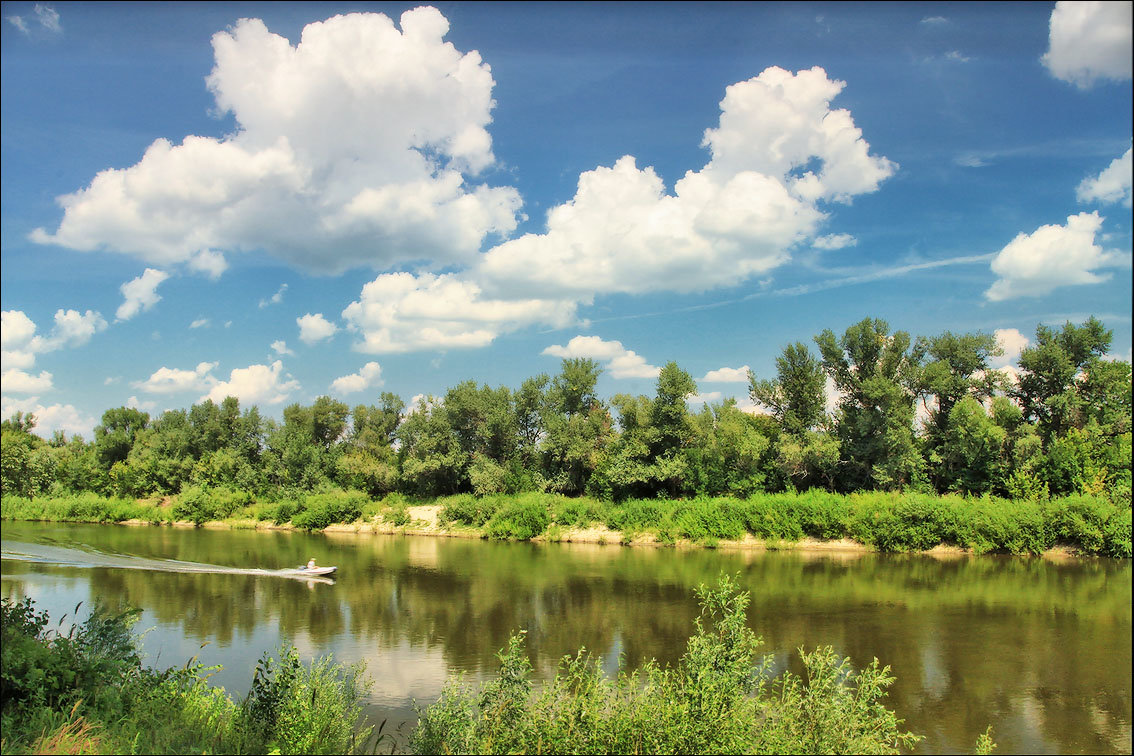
[
  {"left": 1, "top": 596, "right": 374, "bottom": 755},
  {"left": 411, "top": 575, "right": 921, "bottom": 755},
  {"left": 484, "top": 494, "right": 551, "bottom": 540},
  {"left": 290, "top": 490, "right": 368, "bottom": 531}
]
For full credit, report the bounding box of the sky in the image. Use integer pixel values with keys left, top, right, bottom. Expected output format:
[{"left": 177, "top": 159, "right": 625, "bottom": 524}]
[{"left": 2, "top": 1, "right": 1132, "bottom": 438}]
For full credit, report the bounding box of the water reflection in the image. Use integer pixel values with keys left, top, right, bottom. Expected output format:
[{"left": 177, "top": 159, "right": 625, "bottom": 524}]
[{"left": 1, "top": 522, "right": 1130, "bottom": 754}]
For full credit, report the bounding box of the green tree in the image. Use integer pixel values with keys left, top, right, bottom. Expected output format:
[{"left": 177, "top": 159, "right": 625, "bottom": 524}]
[
  {"left": 93, "top": 407, "right": 150, "bottom": 472},
  {"left": 815, "top": 318, "right": 923, "bottom": 491},
  {"left": 749, "top": 342, "right": 826, "bottom": 436},
  {"left": 1014, "top": 316, "right": 1111, "bottom": 442}
]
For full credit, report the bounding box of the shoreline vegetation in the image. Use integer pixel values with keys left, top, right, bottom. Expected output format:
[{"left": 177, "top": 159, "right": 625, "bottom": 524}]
[
  {"left": 1, "top": 579, "right": 997, "bottom": 755},
  {"left": 2, "top": 316, "right": 1130, "bottom": 562},
  {"left": 3, "top": 488, "right": 1130, "bottom": 558}
]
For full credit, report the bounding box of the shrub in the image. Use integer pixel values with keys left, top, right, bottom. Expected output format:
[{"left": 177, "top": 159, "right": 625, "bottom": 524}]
[
  {"left": 171, "top": 486, "right": 254, "bottom": 526},
  {"left": 439, "top": 493, "right": 498, "bottom": 526},
  {"left": 411, "top": 575, "right": 922, "bottom": 755},
  {"left": 484, "top": 495, "right": 550, "bottom": 540},
  {"left": 291, "top": 490, "right": 368, "bottom": 531},
  {"left": 241, "top": 646, "right": 372, "bottom": 755}
]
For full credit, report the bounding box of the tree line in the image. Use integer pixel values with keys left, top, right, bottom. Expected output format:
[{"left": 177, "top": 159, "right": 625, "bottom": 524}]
[{"left": 2, "top": 316, "right": 1130, "bottom": 503}]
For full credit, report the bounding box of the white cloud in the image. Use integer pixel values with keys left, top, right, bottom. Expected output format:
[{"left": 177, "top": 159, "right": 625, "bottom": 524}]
[
  {"left": 1077, "top": 146, "right": 1133, "bottom": 207},
  {"left": 331, "top": 361, "right": 383, "bottom": 394},
  {"left": 2, "top": 309, "right": 108, "bottom": 371},
  {"left": 1, "top": 369, "right": 53, "bottom": 394},
  {"left": 688, "top": 391, "right": 722, "bottom": 406},
  {"left": 133, "top": 361, "right": 218, "bottom": 394},
  {"left": 116, "top": 268, "right": 170, "bottom": 321},
  {"left": 259, "top": 283, "right": 288, "bottom": 308},
  {"left": 0, "top": 396, "right": 94, "bottom": 439},
  {"left": 125, "top": 395, "right": 158, "bottom": 412},
  {"left": 103, "top": 376, "right": 120, "bottom": 385},
  {"left": 187, "top": 249, "right": 229, "bottom": 279},
  {"left": 6, "top": 4, "right": 60, "bottom": 36},
  {"left": 342, "top": 271, "right": 577, "bottom": 354},
  {"left": 701, "top": 365, "right": 751, "bottom": 383},
  {"left": 985, "top": 212, "right": 1117, "bottom": 301},
  {"left": 1042, "top": 1, "right": 1133, "bottom": 88},
  {"left": 297, "top": 313, "right": 338, "bottom": 344},
  {"left": 542, "top": 335, "right": 660, "bottom": 379},
  {"left": 200, "top": 360, "right": 299, "bottom": 405},
  {"left": 31, "top": 9, "right": 520, "bottom": 275},
  {"left": 944, "top": 50, "right": 971, "bottom": 63},
  {"left": 34, "top": 4, "right": 60, "bottom": 33},
  {"left": 270, "top": 340, "right": 294, "bottom": 356},
  {"left": 189, "top": 318, "right": 209, "bottom": 329},
  {"left": 479, "top": 66, "right": 893, "bottom": 299},
  {"left": 920, "top": 16, "right": 948, "bottom": 26},
  {"left": 812, "top": 233, "right": 857, "bottom": 250},
  {"left": 992, "top": 328, "right": 1030, "bottom": 368}
]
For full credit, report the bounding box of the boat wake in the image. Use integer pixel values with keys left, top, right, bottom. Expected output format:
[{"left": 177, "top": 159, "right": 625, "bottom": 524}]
[{"left": 0, "top": 539, "right": 335, "bottom": 584}]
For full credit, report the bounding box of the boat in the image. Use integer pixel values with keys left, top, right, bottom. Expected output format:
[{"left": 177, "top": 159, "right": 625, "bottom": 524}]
[{"left": 286, "top": 565, "right": 337, "bottom": 576}]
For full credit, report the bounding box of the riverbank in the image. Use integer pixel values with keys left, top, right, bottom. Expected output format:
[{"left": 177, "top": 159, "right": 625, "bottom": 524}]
[{"left": 4, "top": 489, "right": 1128, "bottom": 558}]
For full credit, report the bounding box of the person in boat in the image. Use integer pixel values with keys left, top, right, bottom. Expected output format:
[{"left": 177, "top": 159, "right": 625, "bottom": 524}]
[{"left": 306, "top": 558, "right": 317, "bottom": 570}]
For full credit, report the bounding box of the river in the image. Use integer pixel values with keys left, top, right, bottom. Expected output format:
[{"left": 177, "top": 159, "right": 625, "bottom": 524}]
[{"left": 1, "top": 521, "right": 1130, "bottom": 754}]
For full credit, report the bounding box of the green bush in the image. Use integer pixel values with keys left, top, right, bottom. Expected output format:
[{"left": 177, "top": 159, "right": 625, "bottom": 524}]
[
  {"left": 439, "top": 493, "right": 499, "bottom": 526},
  {"left": 290, "top": 490, "right": 368, "bottom": 531},
  {"left": 1, "top": 596, "right": 375, "bottom": 755},
  {"left": 171, "top": 486, "right": 254, "bottom": 526},
  {"left": 411, "top": 575, "right": 922, "bottom": 755},
  {"left": 241, "top": 646, "right": 372, "bottom": 755},
  {"left": 552, "top": 496, "right": 604, "bottom": 527},
  {"left": 484, "top": 495, "right": 551, "bottom": 540}
]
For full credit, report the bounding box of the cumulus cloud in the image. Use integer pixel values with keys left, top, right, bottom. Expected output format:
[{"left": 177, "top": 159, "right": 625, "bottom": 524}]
[
  {"left": 812, "top": 233, "right": 857, "bottom": 250},
  {"left": 688, "top": 391, "right": 723, "bottom": 406},
  {"left": 125, "top": 395, "right": 158, "bottom": 412},
  {"left": 187, "top": 249, "right": 229, "bottom": 279},
  {"left": 200, "top": 360, "right": 299, "bottom": 405},
  {"left": 2, "top": 308, "right": 107, "bottom": 371},
  {"left": 479, "top": 66, "right": 893, "bottom": 298},
  {"left": 116, "top": 268, "right": 170, "bottom": 321},
  {"left": 1, "top": 369, "right": 54, "bottom": 394},
  {"left": 31, "top": 8, "right": 520, "bottom": 275},
  {"left": 297, "top": 313, "right": 338, "bottom": 344},
  {"left": 0, "top": 396, "right": 94, "bottom": 439},
  {"left": 270, "top": 340, "right": 294, "bottom": 356},
  {"left": 342, "top": 271, "right": 577, "bottom": 353},
  {"left": 1042, "top": 1, "right": 1133, "bottom": 87},
  {"left": 993, "top": 328, "right": 1030, "bottom": 368},
  {"left": 133, "top": 361, "right": 218, "bottom": 394},
  {"left": 701, "top": 365, "right": 751, "bottom": 383},
  {"left": 542, "top": 335, "right": 660, "bottom": 379},
  {"left": 985, "top": 212, "right": 1116, "bottom": 301},
  {"left": 1077, "top": 146, "right": 1133, "bottom": 207},
  {"left": 189, "top": 318, "right": 209, "bottom": 329},
  {"left": 331, "top": 361, "right": 383, "bottom": 394}
]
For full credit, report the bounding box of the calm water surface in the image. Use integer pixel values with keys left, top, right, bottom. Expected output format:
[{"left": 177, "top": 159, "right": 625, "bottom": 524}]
[{"left": 1, "top": 521, "right": 1130, "bottom": 754}]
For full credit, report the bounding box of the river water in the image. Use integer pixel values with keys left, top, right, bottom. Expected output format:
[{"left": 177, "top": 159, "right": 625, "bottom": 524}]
[{"left": 1, "top": 521, "right": 1130, "bottom": 754}]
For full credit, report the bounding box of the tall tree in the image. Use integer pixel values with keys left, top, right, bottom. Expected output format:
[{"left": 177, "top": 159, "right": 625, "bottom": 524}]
[
  {"left": 815, "top": 318, "right": 923, "bottom": 491},
  {"left": 1014, "top": 317, "right": 1112, "bottom": 441},
  {"left": 749, "top": 342, "right": 826, "bottom": 436}
]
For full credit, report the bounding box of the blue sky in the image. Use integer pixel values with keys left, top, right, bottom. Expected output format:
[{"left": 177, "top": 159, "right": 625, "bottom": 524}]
[{"left": 2, "top": 1, "right": 1131, "bottom": 437}]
